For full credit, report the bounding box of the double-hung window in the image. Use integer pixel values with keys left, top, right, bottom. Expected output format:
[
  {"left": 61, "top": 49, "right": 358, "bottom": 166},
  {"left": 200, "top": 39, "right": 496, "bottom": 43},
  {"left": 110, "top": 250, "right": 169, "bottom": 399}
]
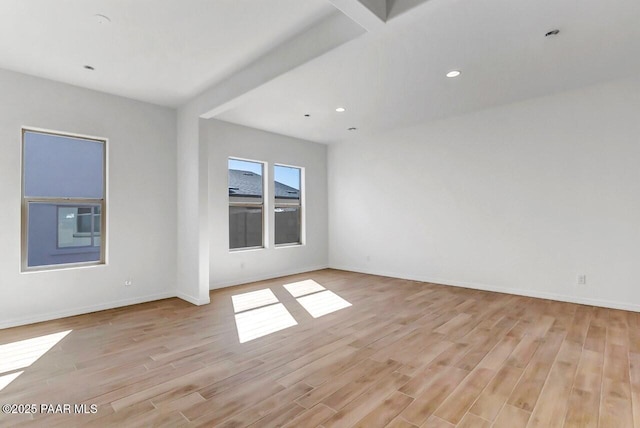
[
  {"left": 274, "top": 164, "right": 302, "bottom": 246},
  {"left": 228, "top": 158, "right": 264, "bottom": 250},
  {"left": 22, "top": 128, "right": 106, "bottom": 270}
]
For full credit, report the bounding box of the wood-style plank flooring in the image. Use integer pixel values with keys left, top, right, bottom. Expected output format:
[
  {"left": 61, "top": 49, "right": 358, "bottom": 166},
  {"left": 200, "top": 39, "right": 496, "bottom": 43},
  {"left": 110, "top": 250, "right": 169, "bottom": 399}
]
[{"left": 1, "top": 269, "right": 640, "bottom": 427}]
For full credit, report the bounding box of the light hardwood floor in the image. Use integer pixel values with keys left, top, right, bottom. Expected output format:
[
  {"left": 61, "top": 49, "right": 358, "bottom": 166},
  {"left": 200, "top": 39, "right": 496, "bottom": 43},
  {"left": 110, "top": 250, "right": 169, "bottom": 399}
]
[{"left": 1, "top": 269, "right": 639, "bottom": 427}]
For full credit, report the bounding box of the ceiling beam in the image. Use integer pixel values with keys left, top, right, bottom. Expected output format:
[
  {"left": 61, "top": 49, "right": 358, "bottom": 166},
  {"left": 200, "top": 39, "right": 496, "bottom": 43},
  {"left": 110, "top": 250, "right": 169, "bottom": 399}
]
[
  {"left": 327, "top": 0, "right": 387, "bottom": 32},
  {"left": 197, "top": 11, "right": 364, "bottom": 119}
]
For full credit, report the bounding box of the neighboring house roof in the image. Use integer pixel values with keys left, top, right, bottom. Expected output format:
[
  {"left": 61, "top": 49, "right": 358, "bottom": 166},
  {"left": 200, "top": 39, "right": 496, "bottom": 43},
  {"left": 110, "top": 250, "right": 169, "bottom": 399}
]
[{"left": 228, "top": 169, "right": 299, "bottom": 199}]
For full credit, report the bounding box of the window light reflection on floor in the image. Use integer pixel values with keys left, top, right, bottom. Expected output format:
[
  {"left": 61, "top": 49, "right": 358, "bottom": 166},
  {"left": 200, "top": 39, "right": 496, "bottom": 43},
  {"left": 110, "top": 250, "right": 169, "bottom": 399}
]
[
  {"left": 0, "top": 330, "right": 71, "bottom": 392},
  {"left": 0, "top": 371, "right": 23, "bottom": 392},
  {"left": 231, "top": 288, "right": 279, "bottom": 313},
  {"left": 283, "top": 279, "right": 326, "bottom": 297},
  {"left": 283, "top": 279, "right": 352, "bottom": 319},
  {"left": 234, "top": 303, "right": 297, "bottom": 343},
  {"left": 296, "top": 290, "right": 352, "bottom": 318}
]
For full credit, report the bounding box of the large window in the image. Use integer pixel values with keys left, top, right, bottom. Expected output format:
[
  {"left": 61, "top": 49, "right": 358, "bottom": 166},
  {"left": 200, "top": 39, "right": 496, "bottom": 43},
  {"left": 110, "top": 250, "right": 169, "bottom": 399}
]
[
  {"left": 274, "top": 164, "right": 302, "bottom": 246},
  {"left": 22, "top": 129, "right": 106, "bottom": 270},
  {"left": 228, "top": 158, "right": 264, "bottom": 250}
]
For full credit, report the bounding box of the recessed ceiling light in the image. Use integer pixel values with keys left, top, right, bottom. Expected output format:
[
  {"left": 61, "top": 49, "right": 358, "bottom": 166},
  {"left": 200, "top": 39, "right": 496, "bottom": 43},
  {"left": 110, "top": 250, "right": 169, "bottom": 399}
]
[
  {"left": 335, "top": 107, "right": 346, "bottom": 113},
  {"left": 84, "top": 65, "right": 95, "bottom": 71},
  {"left": 545, "top": 29, "right": 560, "bottom": 37},
  {"left": 94, "top": 14, "right": 111, "bottom": 24},
  {"left": 446, "top": 70, "right": 461, "bottom": 78},
  {"left": 348, "top": 127, "right": 357, "bottom": 131}
]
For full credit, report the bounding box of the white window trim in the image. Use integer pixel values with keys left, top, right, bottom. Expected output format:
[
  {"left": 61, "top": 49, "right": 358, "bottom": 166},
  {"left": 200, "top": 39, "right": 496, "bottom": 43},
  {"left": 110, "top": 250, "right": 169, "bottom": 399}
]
[
  {"left": 21, "top": 127, "right": 108, "bottom": 273},
  {"left": 274, "top": 163, "right": 305, "bottom": 247},
  {"left": 228, "top": 157, "right": 268, "bottom": 252}
]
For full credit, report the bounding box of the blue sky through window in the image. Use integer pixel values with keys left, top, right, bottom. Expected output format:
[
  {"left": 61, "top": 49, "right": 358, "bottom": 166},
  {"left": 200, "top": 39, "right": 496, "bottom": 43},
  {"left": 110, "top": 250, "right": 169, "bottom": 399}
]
[
  {"left": 228, "top": 159, "right": 300, "bottom": 190},
  {"left": 274, "top": 165, "right": 300, "bottom": 190},
  {"left": 229, "top": 159, "right": 262, "bottom": 176}
]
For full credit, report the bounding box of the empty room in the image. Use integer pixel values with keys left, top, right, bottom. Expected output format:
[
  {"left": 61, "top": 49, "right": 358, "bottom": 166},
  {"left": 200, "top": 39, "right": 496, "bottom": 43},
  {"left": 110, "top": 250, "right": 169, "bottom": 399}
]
[{"left": 1, "top": 0, "right": 640, "bottom": 427}]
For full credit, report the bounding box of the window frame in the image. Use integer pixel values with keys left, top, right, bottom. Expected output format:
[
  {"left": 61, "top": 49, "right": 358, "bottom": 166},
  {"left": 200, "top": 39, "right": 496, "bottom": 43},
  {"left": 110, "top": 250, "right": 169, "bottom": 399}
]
[
  {"left": 274, "top": 163, "right": 304, "bottom": 247},
  {"left": 228, "top": 157, "right": 266, "bottom": 252},
  {"left": 73, "top": 205, "right": 101, "bottom": 238},
  {"left": 56, "top": 204, "right": 102, "bottom": 249},
  {"left": 21, "top": 127, "right": 107, "bottom": 272}
]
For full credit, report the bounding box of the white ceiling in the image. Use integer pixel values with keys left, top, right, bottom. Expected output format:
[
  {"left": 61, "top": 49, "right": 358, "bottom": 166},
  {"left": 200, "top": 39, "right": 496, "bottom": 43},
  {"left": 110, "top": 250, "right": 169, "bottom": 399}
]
[
  {"left": 0, "top": 0, "right": 334, "bottom": 107},
  {"left": 2, "top": 0, "right": 639, "bottom": 143},
  {"left": 216, "top": 0, "right": 640, "bottom": 143}
]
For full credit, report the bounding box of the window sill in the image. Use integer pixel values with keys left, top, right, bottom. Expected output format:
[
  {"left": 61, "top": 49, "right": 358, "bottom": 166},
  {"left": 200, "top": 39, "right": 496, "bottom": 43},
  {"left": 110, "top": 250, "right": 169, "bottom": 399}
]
[
  {"left": 275, "top": 243, "right": 304, "bottom": 249},
  {"left": 21, "top": 261, "right": 106, "bottom": 274},
  {"left": 229, "top": 246, "right": 266, "bottom": 254}
]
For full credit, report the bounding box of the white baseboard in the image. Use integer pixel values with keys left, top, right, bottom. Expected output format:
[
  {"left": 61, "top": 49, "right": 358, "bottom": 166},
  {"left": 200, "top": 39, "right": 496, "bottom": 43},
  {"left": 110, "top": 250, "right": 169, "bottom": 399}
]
[
  {"left": 210, "top": 265, "right": 330, "bottom": 290},
  {"left": 0, "top": 291, "right": 175, "bottom": 330},
  {"left": 330, "top": 264, "right": 640, "bottom": 313},
  {"left": 176, "top": 292, "right": 210, "bottom": 306},
  {"left": 9, "top": 263, "right": 633, "bottom": 330},
  {"left": 2, "top": 265, "right": 330, "bottom": 329}
]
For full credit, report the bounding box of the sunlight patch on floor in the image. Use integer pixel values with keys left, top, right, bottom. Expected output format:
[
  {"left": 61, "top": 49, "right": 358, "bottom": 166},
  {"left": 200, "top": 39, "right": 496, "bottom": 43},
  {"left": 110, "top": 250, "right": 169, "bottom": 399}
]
[
  {"left": 231, "top": 288, "right": 279, "bottom": 313},
  {"left": 0, "top": 371, "right": 23, "bottom": 392},
  {"left": 283, "top": 279, "right": 326, "bottom": 298},
  {"left": 0, "top": 330, "right": 72, "bottom": 392},
  {"left": 296, "top": 290, "right": 352, "bottom": 318},
  {"left": 231, "top": 281, "right": 352, "bottom": 343},
  {"left": 234, "top": 303, "right": 298, "bottom": 343}
]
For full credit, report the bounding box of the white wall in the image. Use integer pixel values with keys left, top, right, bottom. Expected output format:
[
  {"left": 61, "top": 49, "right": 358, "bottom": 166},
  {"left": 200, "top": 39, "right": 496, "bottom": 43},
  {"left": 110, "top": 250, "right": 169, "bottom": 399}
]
[
  {"left": 175, "top": 104, "right": 210, "bottom": 306},
  {"left": 203, "top": 119, "right": 328, "bottom": 288},
  {"left": 0, "top": 69, "right": 177, "bottom": 328},
  {"left": 329, "top": 75, "right": 640, "bottom": 311}
]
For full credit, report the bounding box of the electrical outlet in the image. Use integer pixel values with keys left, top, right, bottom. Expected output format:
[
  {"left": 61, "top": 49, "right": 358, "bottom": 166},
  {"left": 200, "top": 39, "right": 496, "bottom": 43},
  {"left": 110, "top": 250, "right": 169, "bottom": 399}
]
[
  {"left": 124, "top": 279, "right": 133, "bottom": 287},
  {"left": 577, "top": 274, "right": 586, "bottom": 285}
]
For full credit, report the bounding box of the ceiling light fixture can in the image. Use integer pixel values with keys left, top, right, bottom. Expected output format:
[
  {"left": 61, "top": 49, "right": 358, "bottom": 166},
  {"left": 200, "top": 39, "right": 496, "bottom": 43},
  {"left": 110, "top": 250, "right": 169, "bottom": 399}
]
[
  {"left": 335, "top": 107, "right": 346, "bottom": 112},
  {"left": 446, "top": 70, "right": 461, "bottom": 78}
]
